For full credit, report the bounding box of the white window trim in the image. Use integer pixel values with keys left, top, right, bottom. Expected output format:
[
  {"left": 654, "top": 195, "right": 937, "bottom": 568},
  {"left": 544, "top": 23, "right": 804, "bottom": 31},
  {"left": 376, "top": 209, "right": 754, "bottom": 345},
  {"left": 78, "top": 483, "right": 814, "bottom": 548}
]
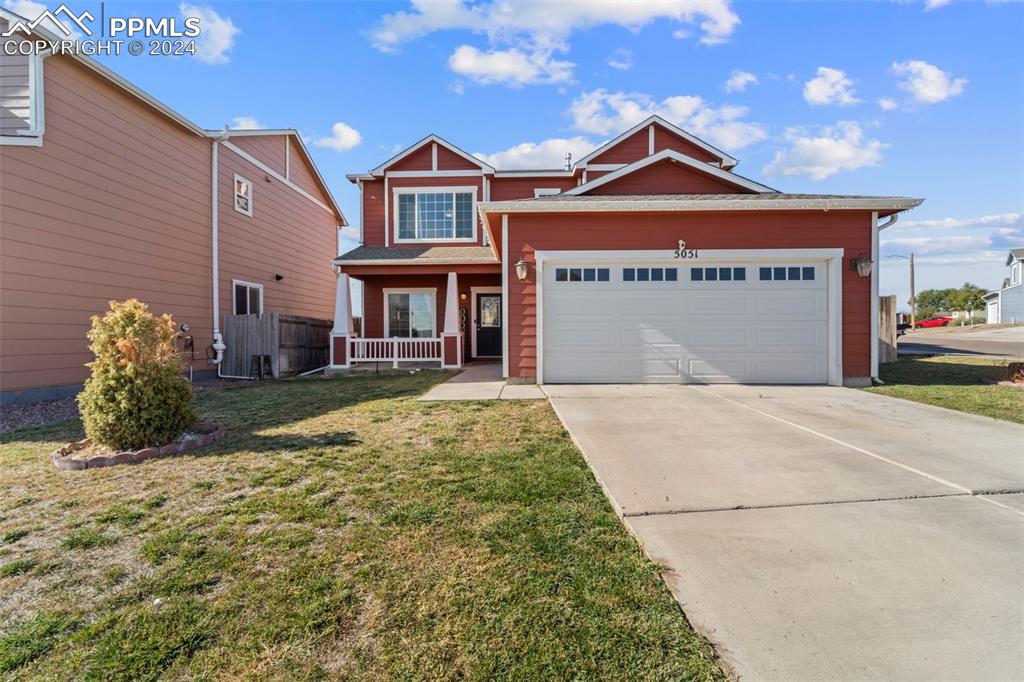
[
  {"left": 383, "top": 287, "right": 438, "bottom": 338},
  {"left": 392, "top": 186, "right": 478, "bottom": 243},
  {"left": 0, "top": 51, "right": 45, "bottom": 146},
  {"left": 470, "top": 286, "right": 502, "bottom": 358},
  {"left": 1012, "top": 263, "right": 1021, "bottom": 286},
  {"left": 533, "top": 188, "right": 562, "bottom": 198},
  {"left": 233, "top": 174, "right": 253, "bottom": 217},
  {"left": 231, "top": 279, "right": 264, "bottom": 316},
  {"left": 533, "top": 248, "right": 844, "bottom": 387}
]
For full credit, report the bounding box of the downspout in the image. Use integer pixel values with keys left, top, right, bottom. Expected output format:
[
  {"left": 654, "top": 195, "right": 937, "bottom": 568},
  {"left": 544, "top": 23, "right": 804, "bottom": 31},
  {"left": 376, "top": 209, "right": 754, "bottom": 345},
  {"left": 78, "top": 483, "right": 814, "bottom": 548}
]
[
  {"left": 210, "top": 128, "right": 228, "bottom": 367},
  {"left": 871, "top": 213, "right": 898, "bottom": 383}
]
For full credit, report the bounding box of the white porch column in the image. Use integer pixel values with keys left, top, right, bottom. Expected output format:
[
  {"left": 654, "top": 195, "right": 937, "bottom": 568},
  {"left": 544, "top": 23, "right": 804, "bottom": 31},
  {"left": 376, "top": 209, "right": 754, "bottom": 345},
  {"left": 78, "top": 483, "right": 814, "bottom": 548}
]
[
  {"left": 441, "top": 271, "right": 462, "bottom": 368},
  {"left": 330, "top": 271, "right": 353, "bottom": 368}
]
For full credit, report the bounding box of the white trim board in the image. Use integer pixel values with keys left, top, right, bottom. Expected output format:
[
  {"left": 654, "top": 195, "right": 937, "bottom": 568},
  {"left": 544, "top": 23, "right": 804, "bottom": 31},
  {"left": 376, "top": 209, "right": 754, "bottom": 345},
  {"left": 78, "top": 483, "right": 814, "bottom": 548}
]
[
  {"left": 470, "top": 286, "right": 503, "bottom": 358},
  {"left": 532, "top": 248, "right": 845, "bottom": 387},
  {"left": 566, "top": 149, "right": 774, "bottom": 196},
  {"left": 501, "top": 214, "right": 509, "bottom": 379},
  {"left": 574, "top": 114, "right": 737, "bottom": 168}
]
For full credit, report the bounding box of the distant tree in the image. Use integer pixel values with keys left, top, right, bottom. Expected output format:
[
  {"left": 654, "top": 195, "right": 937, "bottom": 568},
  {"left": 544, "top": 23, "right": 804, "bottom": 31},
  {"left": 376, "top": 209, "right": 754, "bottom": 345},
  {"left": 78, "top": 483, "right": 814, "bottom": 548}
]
[
  {"left": 947, "top": 283, "right": 986, "bottom": 315},
  {"left": 914, "top": 283, "right": 987, "bottom": 318}
]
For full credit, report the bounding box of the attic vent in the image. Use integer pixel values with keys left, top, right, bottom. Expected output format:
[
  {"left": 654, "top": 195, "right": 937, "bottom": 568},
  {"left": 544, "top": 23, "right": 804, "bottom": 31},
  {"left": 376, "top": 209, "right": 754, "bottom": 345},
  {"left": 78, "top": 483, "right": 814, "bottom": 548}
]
[{"left": 564, "top": 152, "right": 572, "bottom": 171}]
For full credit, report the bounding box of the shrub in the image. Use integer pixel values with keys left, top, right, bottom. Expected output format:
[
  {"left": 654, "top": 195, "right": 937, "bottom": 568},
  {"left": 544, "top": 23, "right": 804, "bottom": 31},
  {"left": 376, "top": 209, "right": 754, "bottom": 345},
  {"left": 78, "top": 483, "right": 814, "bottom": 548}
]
[{"left": 77, "top": 299, "right": 195, "bottom": 450}]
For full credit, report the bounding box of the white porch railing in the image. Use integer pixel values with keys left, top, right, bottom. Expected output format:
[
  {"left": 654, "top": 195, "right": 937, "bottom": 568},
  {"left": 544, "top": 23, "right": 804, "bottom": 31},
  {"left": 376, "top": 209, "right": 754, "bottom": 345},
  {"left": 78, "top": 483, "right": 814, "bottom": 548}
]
[{"left": 349, "top": 337, "right": 443, "bottom": 367}]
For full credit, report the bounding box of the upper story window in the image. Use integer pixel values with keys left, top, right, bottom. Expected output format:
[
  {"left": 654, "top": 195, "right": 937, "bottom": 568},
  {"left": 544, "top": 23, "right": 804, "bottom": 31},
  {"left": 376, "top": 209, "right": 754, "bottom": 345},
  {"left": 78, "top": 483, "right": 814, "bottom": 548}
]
[
  {"left": 0, "top": 43, "right": 44, "bottom": 147},
  {"left": 234, "top": 175, "right": 253, "bottom": 216},
  {"left": 395, "top": 188, "right": 475, "bottom": 242}
]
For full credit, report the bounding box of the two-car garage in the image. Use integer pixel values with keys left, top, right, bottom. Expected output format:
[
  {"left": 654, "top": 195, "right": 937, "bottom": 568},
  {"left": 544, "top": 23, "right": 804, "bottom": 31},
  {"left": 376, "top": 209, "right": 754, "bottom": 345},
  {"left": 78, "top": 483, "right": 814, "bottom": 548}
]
[{"left": 538, "top": 250, "right": 841, "bottom": 385}]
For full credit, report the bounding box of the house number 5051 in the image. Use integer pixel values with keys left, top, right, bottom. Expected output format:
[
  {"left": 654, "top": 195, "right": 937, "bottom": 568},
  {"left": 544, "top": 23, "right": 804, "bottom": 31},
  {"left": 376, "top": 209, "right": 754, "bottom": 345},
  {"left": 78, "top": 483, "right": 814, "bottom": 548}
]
[{"left": 674, "top": 240, "right": 698, "bottom": 259}]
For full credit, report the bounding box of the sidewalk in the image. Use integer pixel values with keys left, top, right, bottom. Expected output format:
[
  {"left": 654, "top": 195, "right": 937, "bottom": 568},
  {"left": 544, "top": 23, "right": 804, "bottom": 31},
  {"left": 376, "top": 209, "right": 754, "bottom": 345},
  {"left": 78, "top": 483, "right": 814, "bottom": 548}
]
[{"left": 418, "top": 363, "right": 546, "bottom": 401}]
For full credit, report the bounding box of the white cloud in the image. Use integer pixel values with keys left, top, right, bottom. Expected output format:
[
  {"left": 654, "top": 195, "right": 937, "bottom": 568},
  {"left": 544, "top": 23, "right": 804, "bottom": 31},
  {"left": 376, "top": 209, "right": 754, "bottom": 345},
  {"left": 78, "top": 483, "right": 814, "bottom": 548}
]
[
  {"left": 449, "top": 80, "right": 466, "bottom": 95},
  {"left": 369, "top": 0, "right": 740, "bottom": 54},
  {"left": 474, "top": 136, "right": 597, "bottom": 169},
  {"left": 568, "top": 89, "right": 767, "bottom": 151},
  {"left": 803, "top": 67, "right": 860, "bottom": 106},
  {"left": 763, "top": 121, "right": 885, "bottom": 180},
  {"left": 924, "top": 0, "right": 952, "bottom": 10},
  {"left": 179, "top": 3, "right": 239, "bottom": 64},
  {"left": 447, "top": 45, "right": 573, "bottom": 86},
  {"left": 230, "top": 116, "right": 264, "bottom": 130},
  {"left": 724, "top": 70, "right": 757, "bottom": 93},
  {"left": 2, "top": 0, "right": 83, "bottom": 38},
  {"left": 877, "top": 97, "right": 899, "bottom": 111},
  {"left": 896, "top": 213, "right": 1022, "bottom": 230},
  {"left": 606, "top": 48, "right": 633, "bottom": 71},
  {"left": 314, "top": 122, "right": 362, "bottom": 153},
  {"left": 891, "top": 60, "right": 967, "bottom": 104}
]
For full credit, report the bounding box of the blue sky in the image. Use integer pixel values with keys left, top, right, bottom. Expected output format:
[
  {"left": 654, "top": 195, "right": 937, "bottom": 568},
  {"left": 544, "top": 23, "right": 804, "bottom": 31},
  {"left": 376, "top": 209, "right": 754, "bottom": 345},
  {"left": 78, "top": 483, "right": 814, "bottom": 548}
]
[{"left": 9, "top": 0, "right": 1023, "bottom": 310}]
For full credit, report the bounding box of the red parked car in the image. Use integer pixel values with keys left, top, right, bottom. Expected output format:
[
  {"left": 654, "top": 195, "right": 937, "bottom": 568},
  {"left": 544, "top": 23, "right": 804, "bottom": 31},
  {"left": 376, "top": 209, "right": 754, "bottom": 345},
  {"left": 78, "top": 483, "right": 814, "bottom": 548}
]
[{"left": 916, "top": 315, "right": 953, "bottom": 328}]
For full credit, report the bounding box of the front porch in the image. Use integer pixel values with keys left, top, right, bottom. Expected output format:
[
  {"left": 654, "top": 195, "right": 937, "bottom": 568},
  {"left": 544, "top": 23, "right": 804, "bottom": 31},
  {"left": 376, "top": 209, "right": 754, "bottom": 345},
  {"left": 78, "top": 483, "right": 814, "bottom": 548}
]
[{"left": 329, "top": 265, "right": 503, "bottom": 371}]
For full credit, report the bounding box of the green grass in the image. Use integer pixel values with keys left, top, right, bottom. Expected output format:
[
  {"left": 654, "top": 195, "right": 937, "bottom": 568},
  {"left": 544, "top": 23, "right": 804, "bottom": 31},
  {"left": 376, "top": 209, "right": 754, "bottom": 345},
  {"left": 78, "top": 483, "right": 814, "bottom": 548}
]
[
  {"left": 865, "top": 355, "right": 1023, "bottom": 424},
  {"left": 0, "top": 373, "right": 721, "bottom": 680}
]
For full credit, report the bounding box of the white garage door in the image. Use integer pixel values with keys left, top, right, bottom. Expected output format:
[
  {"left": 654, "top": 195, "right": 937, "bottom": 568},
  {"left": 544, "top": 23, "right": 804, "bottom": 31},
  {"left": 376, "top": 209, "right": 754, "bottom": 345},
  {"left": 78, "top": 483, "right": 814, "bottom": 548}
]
[{"left": 541, "top": 260, "right": 831, "bottom": 384}]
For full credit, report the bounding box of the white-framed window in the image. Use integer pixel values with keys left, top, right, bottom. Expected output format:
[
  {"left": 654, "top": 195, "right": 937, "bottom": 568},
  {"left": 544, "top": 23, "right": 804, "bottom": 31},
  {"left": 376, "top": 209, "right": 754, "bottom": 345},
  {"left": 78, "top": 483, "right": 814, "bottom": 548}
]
[
  {"left": 534, "top": 188, "right": 562, "bottom": 198},
  {"left": 394, "top": 187, "right": 476, "bottom": 242},
  {"left": 384, "top": 288, "right": 436, "bottom": 338},
  {"left": 232, "top": 279, "right": 263, "bottom": 315},
  {"left": 0, "top": 48, "right": 45, "bottom": 146},
  {"left": 1013, "top": 263, "right": 1022, "bottom": 286},
  {"left": 234, "top": 174, "right": 253, "bottom": 216}
]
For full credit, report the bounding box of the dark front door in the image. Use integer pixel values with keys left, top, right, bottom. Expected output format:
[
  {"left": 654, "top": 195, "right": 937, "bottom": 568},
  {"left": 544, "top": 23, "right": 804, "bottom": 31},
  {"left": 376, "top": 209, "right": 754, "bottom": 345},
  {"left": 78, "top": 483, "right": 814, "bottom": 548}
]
[{"left": 476, "top": 294, "right": 502, "bottom": 357}]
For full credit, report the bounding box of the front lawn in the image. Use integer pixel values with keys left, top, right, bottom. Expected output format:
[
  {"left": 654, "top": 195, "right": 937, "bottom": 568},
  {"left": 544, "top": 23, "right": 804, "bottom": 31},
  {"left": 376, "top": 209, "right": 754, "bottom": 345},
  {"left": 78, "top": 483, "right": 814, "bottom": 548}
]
[
  {"left": 865, "top": 355, "right": 1023, "bottom": 424},
  {"left": 0, "top": 373, "right": 721, "bottom": 680}
]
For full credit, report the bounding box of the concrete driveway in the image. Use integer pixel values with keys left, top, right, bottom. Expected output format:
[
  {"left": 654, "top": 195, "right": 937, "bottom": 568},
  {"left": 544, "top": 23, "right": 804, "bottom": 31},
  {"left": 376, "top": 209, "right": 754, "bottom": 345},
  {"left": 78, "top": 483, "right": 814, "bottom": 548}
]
[{"left": 544, "top": 384, "right": 1024, "bottom": 681}]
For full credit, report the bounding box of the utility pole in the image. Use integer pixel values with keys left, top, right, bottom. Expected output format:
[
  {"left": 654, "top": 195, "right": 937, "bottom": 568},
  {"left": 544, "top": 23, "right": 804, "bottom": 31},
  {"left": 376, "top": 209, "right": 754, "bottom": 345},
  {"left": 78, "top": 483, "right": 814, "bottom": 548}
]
[
  {"left": 909, "top": 253, "right": 916, "bottom": 329},
  {"left": 889, "top": 254, "right": 916, "bottom": 328}
]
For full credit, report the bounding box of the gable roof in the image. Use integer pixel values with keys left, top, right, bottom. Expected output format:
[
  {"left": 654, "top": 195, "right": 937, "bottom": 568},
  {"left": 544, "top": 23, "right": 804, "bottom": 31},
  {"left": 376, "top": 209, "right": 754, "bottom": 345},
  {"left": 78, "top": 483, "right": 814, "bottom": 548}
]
[
  {"left": 1007, "top": 248, "right": 1024, "bottom": 265},
  {"left": 574, "top": 115, "right": 738, "bottom": 169},
  {"left": 367, "top": 134, "right": 495, "bottom": 176},
  {"left": 566, "top": 149, "right": 774, "bottom": 196}
]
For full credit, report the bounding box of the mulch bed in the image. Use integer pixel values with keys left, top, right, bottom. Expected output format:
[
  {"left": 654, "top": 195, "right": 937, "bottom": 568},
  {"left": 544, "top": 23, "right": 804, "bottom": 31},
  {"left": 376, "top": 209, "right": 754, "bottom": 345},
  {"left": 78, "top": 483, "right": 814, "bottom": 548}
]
[{"left": 50, "top": 422, "right": 226, "bottom": 470}]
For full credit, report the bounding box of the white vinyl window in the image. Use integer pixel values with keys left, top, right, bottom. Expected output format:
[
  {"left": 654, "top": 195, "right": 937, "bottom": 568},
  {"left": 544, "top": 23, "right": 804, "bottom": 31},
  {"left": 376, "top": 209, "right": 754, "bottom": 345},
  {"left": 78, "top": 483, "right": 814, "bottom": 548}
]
[
  {"left": 232, "top": 280, "right": 263, "bottom": 315},
  {"left": 0, "top": 49, "right": 44, "bottom": 146},
  {"left": 395, "top": 188, "right": 476, "bottom": 242},
  {"left": 1013, "top": 263, "right": 1021, "bottom": 286},
  {"left": 384, "top": 289, "right": 436, "bottom": 338},
  {"left": 234, "top": 174, "right": 253, "bottom": 216}
]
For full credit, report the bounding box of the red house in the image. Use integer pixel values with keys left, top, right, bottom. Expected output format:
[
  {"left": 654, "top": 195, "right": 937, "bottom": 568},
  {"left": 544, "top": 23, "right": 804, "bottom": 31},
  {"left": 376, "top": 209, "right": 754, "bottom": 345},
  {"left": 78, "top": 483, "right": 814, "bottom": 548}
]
[{"left": 332, "top": 116, "right": 921, "bottom": 387}]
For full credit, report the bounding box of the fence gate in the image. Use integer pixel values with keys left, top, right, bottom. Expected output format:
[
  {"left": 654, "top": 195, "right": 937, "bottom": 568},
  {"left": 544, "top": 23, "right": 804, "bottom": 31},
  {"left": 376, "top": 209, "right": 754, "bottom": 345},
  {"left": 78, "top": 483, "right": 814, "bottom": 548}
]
[{"left": 222, "top": 314, "right": 331, "bottom": 378}]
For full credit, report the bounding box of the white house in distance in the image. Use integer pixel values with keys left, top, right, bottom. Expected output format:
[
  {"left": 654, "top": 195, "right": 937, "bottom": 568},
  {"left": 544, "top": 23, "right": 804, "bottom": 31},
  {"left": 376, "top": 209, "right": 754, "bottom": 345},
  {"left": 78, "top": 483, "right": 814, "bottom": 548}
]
[{"left": 985, "top": 248, "right": 1024, "bottom": 324}]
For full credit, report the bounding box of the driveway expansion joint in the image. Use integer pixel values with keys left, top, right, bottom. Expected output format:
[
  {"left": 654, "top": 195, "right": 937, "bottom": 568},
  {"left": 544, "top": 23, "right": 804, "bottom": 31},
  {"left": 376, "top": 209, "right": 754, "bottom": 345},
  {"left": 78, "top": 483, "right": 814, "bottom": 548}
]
[{"left": 621, "top": 491, "right": 971, "bottom": 517}]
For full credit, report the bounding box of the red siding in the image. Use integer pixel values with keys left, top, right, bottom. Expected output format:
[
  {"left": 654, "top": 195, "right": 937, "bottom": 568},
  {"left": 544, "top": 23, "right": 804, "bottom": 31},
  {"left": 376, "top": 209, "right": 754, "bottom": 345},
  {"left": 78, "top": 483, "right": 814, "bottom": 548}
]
[
  {"left": 361, "top": 179, "right": 386, "bottom": 246},
  {"left": 503, "top": 211, "right": 873, "bottom": 381},
  {"left": 588, "top": 159, "right": 755, "bottom": 195},
  {"left": 654, "top": 127, "right": 721, "bottom": 164},
  {"left": 436, "top": 145, "right": 481, "bottom": 171},
  {"left": 590, "top": 129, "right": 648, "bottom": 164},
  {"left": 389, "top": 145, "right": 433, "bottom": 172},
  {"left": 489, "top": 176, "right": 577, "bottom": 200}
]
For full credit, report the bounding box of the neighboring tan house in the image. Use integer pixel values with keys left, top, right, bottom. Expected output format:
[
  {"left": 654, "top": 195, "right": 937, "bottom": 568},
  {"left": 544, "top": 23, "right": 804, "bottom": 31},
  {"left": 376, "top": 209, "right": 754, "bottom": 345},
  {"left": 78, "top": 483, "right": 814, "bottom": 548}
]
[
  {"left": 331, "top": 115, "right": 922, "bottom": 387},
  {"left": 984, "top": 248, "right": 1024, "bottom": 324},
  {"left": 0, "top": 10, "right": 346, "bottom": 404}
]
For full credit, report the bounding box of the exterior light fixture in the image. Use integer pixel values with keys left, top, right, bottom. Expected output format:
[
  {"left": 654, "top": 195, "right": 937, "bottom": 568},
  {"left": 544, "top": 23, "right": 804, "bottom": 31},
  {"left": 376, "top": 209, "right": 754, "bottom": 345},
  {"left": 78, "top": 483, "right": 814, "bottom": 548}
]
[
  {"left": 460, "top": 292, "right": 467, "bottom": 300},
  {"left": 514, "top": 259, "right": 529, "bottom": 282},
  {"left": 850, "top": 254, "right": 873, "bottom": 278},
  {"left": 275, "top": 274, "right": 284, "bottom": 281}
]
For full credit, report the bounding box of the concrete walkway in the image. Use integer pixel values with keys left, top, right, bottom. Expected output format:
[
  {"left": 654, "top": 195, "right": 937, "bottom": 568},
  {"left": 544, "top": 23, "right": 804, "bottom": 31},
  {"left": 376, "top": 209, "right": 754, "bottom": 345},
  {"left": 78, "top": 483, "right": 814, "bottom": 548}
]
[
  {"left": 418, "top": 363, "right": 546, "bottom": 401},
  {"left": 546, "top": 384, "right": 1024, "bottom": 681}
]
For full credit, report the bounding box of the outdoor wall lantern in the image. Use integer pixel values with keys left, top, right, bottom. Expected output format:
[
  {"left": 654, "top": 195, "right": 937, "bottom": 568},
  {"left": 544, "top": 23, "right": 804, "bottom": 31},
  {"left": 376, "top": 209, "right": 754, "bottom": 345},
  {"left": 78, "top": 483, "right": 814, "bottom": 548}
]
[
  {"left": 514, "top": 259, "right": 529, "bottom": 282},
  {"left": 850, "top": 254, "right": 874, "bottom": 278}
]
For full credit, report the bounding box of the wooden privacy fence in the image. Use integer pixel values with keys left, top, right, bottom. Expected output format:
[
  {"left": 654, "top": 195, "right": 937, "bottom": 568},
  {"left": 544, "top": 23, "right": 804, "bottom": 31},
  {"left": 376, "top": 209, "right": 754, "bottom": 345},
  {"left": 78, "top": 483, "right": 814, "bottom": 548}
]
[
  {"left": 222, "top": 314, "right": 331, "bottom": 378},
  {"left": 878, "top": 295, "right": 898, "bottom": 364}
]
